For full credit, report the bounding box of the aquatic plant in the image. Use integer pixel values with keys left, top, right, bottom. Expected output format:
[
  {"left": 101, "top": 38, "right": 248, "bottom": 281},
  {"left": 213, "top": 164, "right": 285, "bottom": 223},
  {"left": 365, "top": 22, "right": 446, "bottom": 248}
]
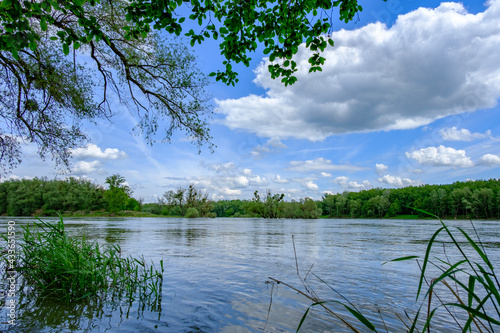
[
  {"left": 2, "top": 217, "right": 163, "bottom": 304},
  {"left": 269, "top": 214, "right": 500, "bottom": 332}
]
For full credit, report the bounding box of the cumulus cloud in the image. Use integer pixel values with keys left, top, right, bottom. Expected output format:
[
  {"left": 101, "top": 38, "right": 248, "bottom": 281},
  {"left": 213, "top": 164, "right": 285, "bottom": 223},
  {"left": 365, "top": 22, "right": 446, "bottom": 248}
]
[
  {"left": 406, "top": 145, "right": 474, "bottom": 167},
  {"left": 219, "top": 188, "right": 242, "bottom": 196},
  {"left": 70, "top": 144, "right": 127, "bottom": 160},
  {"left": 440, "top": 127, "right": 491, "bottom": 141},
  {"left": 333, "top": 176, "right": 372, "bottom": 190},
  {"left": 478, "top": 154, "right": 500, "bottom": 166},
  {"left": 273, "top": 174, "right": 290, "bottom": 183},
  {"left": 0, "top": 175, "right": 32, "bottom": 182},
  {"left": 302, "top": 180, "right": 319, "bottom": 191},
  {"left": 375, "top": 163, "right": 389, "bottom": 176},
  {"left": 203, "top": 162, "right": 238, "bottom": 174},
  {"left": 217, "top": 1, "right": 500, "bottom": 140},
  {"left": 251, "top": 137, "right": 287, "bottom": 158},
  {"left": 71, "top": 161, "right": 102, "bottom": 174},
  {"left": 320, "top": 172, "right": 332, "bottom": 177},
  {"left": 378, "top": 175, "right": 420, "bottom": 187},
  {"left": 170, "top": 162, "right": 269, "bottom": 199},
  {"left": 287, "top": 157, "right": 367, "bottom": 172}
]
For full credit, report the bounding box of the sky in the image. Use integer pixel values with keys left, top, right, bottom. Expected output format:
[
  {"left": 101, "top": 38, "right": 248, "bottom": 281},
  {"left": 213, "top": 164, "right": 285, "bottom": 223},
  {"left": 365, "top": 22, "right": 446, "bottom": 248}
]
[{"left": 5, "top": 0, "right": 500, "bottom": 203}]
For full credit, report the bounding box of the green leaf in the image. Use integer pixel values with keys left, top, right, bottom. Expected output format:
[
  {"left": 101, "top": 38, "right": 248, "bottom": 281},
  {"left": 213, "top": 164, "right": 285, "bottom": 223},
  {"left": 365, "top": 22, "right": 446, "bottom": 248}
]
[
  {"left": 0, "top": 0, "right": 12, "bottom": 9},
  {"left": 73, "top": 41, "right": 81, "bottom": 49},
  {"left": 40, "top": 18, "right": 48, "bottom": 31},
  {"left": 63, "top": 43, "right": 70, "bottom": 55},
  {"left": 29, "top": 41, "right": 37, "bottom": 52},
  {"left": 342, "top": 304, "right": 376, "bottom": 331}
]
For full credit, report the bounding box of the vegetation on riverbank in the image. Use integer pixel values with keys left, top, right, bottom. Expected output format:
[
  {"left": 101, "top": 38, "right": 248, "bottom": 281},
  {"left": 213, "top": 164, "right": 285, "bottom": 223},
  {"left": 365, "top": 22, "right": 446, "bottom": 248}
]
[
  {"left": 1, "top": 217, "right": 163, "bottom": 304},
  {"left": 0, "top": 177, "right": 499, "bottom": 220},
  {"left": 269, "top": 213, "right": 500, "bottom": 332}
]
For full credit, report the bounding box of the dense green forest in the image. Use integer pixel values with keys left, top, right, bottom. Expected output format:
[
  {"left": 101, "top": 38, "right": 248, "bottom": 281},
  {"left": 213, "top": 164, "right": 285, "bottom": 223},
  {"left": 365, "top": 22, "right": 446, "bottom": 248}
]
[{"left": 0, "top": 177, "right": 499, "bottom": 219}]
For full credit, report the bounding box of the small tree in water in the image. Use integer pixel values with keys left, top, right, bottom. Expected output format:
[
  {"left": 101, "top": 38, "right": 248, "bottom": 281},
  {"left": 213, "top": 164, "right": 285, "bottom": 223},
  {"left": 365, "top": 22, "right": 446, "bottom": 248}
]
[{"left": 104, "top": 174, "right": 132, "bottom": 213}]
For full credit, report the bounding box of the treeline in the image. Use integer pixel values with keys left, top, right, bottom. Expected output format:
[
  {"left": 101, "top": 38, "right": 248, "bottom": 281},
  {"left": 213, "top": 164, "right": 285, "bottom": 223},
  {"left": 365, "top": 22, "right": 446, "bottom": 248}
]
[
  {"left": 320, "top": 179, "right": 500, "bottom": 219},
  {"left": 144, "top": 189, "right": 322, "bottom": 219},
  {"left": 0, "top": 177, "right": 499, "bottom": 219},
  {"left": 0, "top": 175, "right": 141, "bottom": 216}
]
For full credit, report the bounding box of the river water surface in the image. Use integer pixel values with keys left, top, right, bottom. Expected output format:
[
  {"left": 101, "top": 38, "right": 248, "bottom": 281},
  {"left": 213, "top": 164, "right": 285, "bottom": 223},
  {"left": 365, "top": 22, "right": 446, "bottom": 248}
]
[{"left": 1, "top": 217, "right": 500, "bottom": 332}]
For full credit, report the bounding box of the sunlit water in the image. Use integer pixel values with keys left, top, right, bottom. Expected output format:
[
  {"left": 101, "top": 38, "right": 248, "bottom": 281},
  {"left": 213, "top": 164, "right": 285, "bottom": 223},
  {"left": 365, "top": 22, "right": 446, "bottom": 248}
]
[{"left": 1, "top": 217, "right": 500, "bottom": 332}]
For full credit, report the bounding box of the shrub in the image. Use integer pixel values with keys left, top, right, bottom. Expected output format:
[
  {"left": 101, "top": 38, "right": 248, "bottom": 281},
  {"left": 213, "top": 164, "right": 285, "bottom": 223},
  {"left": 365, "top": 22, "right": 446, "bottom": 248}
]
[{"left": 185, "top": 207, "right": 200, "bottom": 218}]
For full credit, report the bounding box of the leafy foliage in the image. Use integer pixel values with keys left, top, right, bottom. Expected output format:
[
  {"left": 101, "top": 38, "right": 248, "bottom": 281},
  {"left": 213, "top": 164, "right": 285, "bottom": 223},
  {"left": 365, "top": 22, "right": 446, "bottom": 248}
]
[
  {"left": 125, "top": 0, "right": 370, "bottom": 86},
  {"left": 0, "top": 177, "right": 106, "bottom": 216},
  {"left": 104, "top": 174, "right": 132, "bottom": 213},
  {"left": 320, "top": 179, "right": 500, "bottom": 219},
  {"left": 0, "top": 0, "right": 211, "bottom": 175}
]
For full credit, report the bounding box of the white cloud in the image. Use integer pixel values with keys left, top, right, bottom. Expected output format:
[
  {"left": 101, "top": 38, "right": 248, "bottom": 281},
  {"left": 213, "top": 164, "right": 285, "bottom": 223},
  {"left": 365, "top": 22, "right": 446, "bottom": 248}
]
[
  {"left": 71, "top": 161, "right": 102, "bottom": 174},
  {"left": 251, "top": 137, "right": 287, "bottom": 158},
  {"left": 302, "top": 180, "right": 319, "bottom": 191},
  {"left": 273, "top": 174, "right": 290, "bottom": 183},
  {"left": 440, "top": 127, "right": 491, "bottom": 141},
  {"left": 0, "top": 175, "right": 32, "bottom": 182},
  {"left": 219, "top": 188, "right": 242, "bottom": 196},
  {"left": 378, "top": 175, "right": 420, "bottom": 187},
  {"left": 333, "top": 176, "right": 372, "bottom": 190},
  {"left": 242, "top": 168, "right": 253, "bottom": 176},
  {"left": 203, "top": 162, "right": 237, "bottom": 174},
  {"left": 70, "top": 144, "right": 127, "bottom": 160},
  {"left": 478, "top": 154, "right": 500, "bottom": 166},
  {"left": 320, "top": 172, "right": 332, "bottom": 177},
  {"left": 168, "top": 163, "right": 269, "bottom": 199},
  {"left": 287, "top": 157, "right": 367, "bottom": 172},
  {"left": 406, "top": 145, "right": 474, "bottom": 167},
  {"left": 375, "top": 163, "right": 389, "bottom": 175},
  {"left": 217, "top": 1, "right": 500, "bottom": 140}
]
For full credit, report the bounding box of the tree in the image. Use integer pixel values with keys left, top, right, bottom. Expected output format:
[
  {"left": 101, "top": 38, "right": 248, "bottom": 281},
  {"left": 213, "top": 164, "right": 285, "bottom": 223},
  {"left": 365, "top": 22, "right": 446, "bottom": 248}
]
[
  {"left": 0, "top": 0, "right": 211, "bottom": 175},
  {"left": 0, "top": 0, "right": 371, "bottom": 175},
  {"left": 104, "top": 174, "right": 132, "bottom": 212},
  {"left": 2, "top": 0, "right": 368, "bottom": 85},
  {"left": 125, "top": 0, "right": 367, "bottom": 86}
]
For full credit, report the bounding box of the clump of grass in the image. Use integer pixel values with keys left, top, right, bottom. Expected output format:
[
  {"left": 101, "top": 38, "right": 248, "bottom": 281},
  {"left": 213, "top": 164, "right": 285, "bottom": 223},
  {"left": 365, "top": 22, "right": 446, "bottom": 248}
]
[
  {"left": 269, "top": 212, "right": 500, "bottom": 332},
  {"left": 3, "top": 217, "right": 163, "bottom": 304},
  {"left": 390, "top": 211, "right": 500, "bottom": 332}
]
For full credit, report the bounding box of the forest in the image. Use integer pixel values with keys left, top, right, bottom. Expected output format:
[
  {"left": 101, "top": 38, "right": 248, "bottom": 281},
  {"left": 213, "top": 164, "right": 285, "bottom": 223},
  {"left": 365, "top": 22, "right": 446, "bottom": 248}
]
[{"left": 0, "top": 177, "right": 499, "bottom": 219}]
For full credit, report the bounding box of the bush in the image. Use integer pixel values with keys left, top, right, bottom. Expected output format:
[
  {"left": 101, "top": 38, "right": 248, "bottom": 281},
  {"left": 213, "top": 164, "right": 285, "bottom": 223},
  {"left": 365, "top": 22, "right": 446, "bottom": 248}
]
[{"left": 185, "top": 207, "right": 200, "bottom": 218}]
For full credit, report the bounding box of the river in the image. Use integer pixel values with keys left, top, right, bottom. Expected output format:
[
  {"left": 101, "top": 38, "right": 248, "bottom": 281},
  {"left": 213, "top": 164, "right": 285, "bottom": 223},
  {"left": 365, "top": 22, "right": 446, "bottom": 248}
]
[{"left": 1, "top": 217, "right": 500, "bottom": 332}]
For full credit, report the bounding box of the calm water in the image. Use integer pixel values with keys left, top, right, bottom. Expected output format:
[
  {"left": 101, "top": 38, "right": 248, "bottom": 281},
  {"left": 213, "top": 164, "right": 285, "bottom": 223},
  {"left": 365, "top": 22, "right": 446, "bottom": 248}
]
[{"left": 1, "top": 217, "right": 500, "bottom": 332}]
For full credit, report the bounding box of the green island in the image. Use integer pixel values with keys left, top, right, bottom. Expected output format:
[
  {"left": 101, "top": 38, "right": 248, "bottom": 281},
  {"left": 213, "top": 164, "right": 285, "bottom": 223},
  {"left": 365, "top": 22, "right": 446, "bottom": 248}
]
[{"left": 1, "top": 176, "right": 499, "bottom": 220}]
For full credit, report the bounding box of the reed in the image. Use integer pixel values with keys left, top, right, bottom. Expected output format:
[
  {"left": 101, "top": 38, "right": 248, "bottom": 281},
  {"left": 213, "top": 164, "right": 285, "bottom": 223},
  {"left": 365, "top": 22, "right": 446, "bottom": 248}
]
[
  {"left": 269, "top": 213, "right": 500, "bottom": 332},
  {"left": 2, "top": 216, "right": 163, "bottom": 304}
]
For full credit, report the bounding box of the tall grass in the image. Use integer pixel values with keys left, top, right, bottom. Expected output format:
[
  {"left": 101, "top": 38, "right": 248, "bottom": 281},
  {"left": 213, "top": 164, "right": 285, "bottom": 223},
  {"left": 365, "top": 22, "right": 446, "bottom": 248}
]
[
  {"left": 269, "top": 214, "right": 500, "bottom": 332},
  {"left": 2, "top": 217, "right": 163, "bottom": 305}
]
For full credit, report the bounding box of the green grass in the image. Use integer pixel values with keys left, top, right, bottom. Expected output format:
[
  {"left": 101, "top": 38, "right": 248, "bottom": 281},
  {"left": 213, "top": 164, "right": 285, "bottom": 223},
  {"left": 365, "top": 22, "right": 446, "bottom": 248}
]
[
  {"left": 269, "top": 211, "right": 500, "bottom": 332},
  {"left": 2, "top": 217, "right": 163, "bottom": 304}
]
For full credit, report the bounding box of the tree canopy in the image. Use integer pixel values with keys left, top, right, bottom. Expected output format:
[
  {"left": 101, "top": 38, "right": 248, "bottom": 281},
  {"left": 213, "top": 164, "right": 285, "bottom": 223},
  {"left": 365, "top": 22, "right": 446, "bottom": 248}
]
[{"left": 0, "top": 0, "right": 369, "bottom": 175}]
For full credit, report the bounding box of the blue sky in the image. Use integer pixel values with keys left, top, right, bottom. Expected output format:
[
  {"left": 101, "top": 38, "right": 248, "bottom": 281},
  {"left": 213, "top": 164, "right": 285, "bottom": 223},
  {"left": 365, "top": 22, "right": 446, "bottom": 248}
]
[{"left": 7, "top": 0, "right": 500, "bottom": 203}]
